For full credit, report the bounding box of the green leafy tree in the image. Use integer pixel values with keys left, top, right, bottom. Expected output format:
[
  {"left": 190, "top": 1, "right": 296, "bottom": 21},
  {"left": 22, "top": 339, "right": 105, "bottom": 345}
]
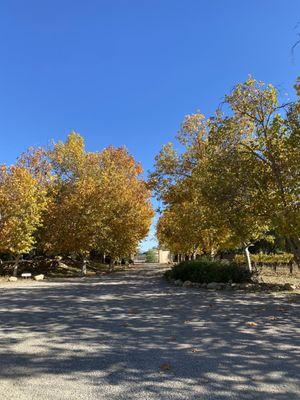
[
  {"left": 151, "top": 77, "right": 300, "bottom": 269},
  {"left": 145, "top": 248, "right": 158, "bottom": 263}
]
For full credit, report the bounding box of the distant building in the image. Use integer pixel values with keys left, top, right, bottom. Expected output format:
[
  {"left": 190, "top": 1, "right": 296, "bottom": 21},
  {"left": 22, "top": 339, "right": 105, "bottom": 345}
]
[
  {"left": 133, "top": 248, "right": 172, "bottom": 264},
  {"left": 158, "top": 249, "right": 171, "bottom": 264}
]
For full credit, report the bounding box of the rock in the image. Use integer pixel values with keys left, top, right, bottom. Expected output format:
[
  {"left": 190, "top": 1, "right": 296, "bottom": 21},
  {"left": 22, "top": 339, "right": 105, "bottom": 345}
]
[
  {"left": 174, "top": 279, "right": 183, "bottom": 286},
  {"left": 283, "top": 283, "right": 297, "bottom": 291},
  {"left": 8, "top": 276, "right": 17, "bottom": 282},
  {"left": 217, "top": 283, "right": 226, "bottom": 290},
  {"left": 34, "top": 274, "right": 44, "bottom": 281},
  {"left": 201, "top": 283, "right": 207, "bottom": 289},
  {"left": 207, "top": 282, "right": 219, "bottom": 290},
  {"left": 21, "top": 272, "right": 31, "bottom": 279},
  {"left": 183, "top": 280, "right": 193, "bottom": 288},
  {"left": 239, "top": 283, "right": 252, "bottom": 290}
]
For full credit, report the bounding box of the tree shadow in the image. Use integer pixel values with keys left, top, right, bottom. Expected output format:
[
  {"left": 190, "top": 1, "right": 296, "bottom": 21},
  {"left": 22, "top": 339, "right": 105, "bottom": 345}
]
[{"left": 0, "top": 267, "right": 299, "bottom": 399}]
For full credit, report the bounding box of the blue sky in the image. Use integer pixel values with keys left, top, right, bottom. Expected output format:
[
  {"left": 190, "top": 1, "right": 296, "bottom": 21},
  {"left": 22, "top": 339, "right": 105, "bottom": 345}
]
[{"left": 0, "top": 0, "right": 299, "bottom": 250}]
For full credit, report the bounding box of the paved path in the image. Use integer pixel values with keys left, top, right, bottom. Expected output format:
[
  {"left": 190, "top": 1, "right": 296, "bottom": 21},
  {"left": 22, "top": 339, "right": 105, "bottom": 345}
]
[{"left": 0, "top": 264, "right": 299, "bottom": 400}]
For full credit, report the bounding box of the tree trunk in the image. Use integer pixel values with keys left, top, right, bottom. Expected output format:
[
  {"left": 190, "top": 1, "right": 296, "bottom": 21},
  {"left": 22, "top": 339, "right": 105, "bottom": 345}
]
[
  {"left": 81, "top": 259, "right": 87, "bottom": 276},
  {"left": 13, "top": 255, "right": 21, "bottom": 277},
  {"left": 287, "top": 237, "right": 300, "bottom": 266},
  {"left": 244, "top": 246, "right": 252, "bottom": 273},
  {"left": 109, "top": 259, "right": 115, "bottom": 272}
]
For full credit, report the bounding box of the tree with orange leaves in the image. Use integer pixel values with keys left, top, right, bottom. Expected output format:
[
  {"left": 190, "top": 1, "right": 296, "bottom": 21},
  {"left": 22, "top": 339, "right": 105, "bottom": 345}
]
[
  {"left": 0, "top": 165, "right": 47, "bottom": 275},
  {"left": 39, "top": 133, "right": 153, "bottom": 272}
]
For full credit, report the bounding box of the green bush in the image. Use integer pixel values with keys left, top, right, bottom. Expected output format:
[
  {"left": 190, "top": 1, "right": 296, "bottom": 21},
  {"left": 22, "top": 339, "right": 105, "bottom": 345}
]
[
  {"left": 234, "top": 253, "right": 294, "bottom": 265},
  {"left": 145, "top": 249, "right": 158, "bottom": 263},
  {"left": 165, "top": 258, "right": 251, "bottom": 283}
]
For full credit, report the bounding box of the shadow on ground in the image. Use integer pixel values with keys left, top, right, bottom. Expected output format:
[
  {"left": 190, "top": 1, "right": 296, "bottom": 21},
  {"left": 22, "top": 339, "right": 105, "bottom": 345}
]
[{"left": 0, "top": 265, "right": 299, "bottom": 399}]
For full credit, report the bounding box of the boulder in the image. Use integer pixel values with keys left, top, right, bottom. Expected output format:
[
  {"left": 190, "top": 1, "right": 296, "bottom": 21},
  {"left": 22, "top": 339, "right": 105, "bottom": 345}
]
[
  {"left": 21, "top": 273, "right": 32, "bottom": 279},
  {"left": 239, "top": 283, "right": 252, "bottom": 290},
  {"left": 245, "top": 283, "right": 253, "bottom": 289},
  {"left": 8, "top": 276, "right": 18, "bottom": 282},
  {"left": 217, "top": 283, "right": 226, "bottom": 290},
  {"left": 183, "top": 280, "right": 193, "bottom": 288},
  {"left": 34, "top": 274, "right": 44, "bottom": 281},
  {"left": 174, "top": 279, "right": 183, "bottom": 286},
  {"left": 283, "top": 283, "right": 297, "bottom": 291},
  {"left": 207, "top": 282, "right": 219, "bottom": 290}
]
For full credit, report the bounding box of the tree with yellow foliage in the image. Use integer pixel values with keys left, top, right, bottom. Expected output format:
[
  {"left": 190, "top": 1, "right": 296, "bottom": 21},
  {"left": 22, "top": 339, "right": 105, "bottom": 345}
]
[
  {"left": 151, "top": 77, "right": 300, "bottom": 269},
  {"left": 39, "top": 133, "right": 153, "bottom": 272},
  {"left": 221, "top": 78, "right": 300, "bottom": 264},
  {"left": 0, "top": 165, "right": 47, "bottom": 276},
  {"left": 94, "top": 146, "right": 153, "bottom": 268}
]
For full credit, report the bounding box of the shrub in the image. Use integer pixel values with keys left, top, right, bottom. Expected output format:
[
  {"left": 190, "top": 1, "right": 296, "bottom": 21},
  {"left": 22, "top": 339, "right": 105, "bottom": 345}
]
[
  {"left": 234, "top": 253, "right": 294, "bottom": 265},
  {"left": 145, "top": 249, "right": 158, "bottom": 263},
  {"left": 165, "top": 258, "right": 251, "bottom": 283}
]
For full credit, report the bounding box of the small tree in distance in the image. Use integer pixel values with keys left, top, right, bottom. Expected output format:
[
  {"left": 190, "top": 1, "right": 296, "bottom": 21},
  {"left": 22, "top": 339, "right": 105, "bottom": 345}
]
[{"left": 145, "top": 248, "right": 158, "bottom": 263}]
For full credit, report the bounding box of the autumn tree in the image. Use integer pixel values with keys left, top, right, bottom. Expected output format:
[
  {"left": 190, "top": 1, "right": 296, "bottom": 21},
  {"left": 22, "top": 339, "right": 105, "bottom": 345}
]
[
  {"left": 0, "top": 165, "right": 47, "bottom": 276},
  {"left": 93, "top": 146, "right": 154, "bottom": 268},
  {"left": 156, "top": 181, "right": 231, "bottom": 260},
  {"left": 40, "top": 133, "right": 153, "bottom": 272},
  {"left": 151, "top": 77, "right": 300, "bottom": 269},
  {"left": 38, "top": 133, "right": 104, "bottom": 274},
  {"left": 151, "top": 113, "right": 233, "bottom": 261},
  {"left": 221, "top": 78, "right": 300, "bottom": 264}
]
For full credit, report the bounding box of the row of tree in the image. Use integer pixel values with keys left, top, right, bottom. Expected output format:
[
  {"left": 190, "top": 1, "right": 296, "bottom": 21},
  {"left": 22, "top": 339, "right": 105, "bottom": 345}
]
[
  {"left": 0, "top": 133, "right": 153, "bottom": 275},
  {"left": 151, "top": 78, "right": 300, "bottom": 271}
]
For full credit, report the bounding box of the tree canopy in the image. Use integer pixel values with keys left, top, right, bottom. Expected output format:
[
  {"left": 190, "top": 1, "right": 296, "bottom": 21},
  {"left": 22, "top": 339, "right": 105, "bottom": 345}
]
[
  {"left": 0, "top": 133, "right": 153, "bottom": 273},
  {"left": 151, "top": 78, "right": 300, "bottom": 269}
]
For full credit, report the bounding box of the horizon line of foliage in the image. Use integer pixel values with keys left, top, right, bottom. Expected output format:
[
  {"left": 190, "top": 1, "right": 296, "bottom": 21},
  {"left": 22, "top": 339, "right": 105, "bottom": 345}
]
[
  {"left": 0, "top": 133, "right": 154, "bottom": 275},
  {"left": 150, "top": 77, "right": 300, "bottom": 271}
]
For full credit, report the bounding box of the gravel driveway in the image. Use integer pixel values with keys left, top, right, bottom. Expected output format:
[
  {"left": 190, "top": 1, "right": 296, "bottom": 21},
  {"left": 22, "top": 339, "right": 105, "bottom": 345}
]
[{"left": 0, "top": 264, "right": 299, "bottom": 400}]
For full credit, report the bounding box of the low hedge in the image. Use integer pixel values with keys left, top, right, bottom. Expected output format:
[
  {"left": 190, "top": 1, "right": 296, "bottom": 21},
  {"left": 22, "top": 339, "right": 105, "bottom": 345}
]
[
  {"left": 234, "top": 253, "right": 294, "bottom": 265},
  {"left": 165, "top": 259, "right": 251, "bottom": 283}
]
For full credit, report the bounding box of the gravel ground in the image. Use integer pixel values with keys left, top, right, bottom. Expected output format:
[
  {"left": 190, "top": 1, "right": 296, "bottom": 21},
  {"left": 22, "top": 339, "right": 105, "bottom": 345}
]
[{"left": 0, "top": 264, "right": 299, "bottom": 400}]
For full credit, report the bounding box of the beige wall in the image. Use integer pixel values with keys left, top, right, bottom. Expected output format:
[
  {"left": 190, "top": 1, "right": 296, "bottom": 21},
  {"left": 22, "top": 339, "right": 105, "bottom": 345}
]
[{"left": 158, "top": 250, "right": 170, "bottom": 264}]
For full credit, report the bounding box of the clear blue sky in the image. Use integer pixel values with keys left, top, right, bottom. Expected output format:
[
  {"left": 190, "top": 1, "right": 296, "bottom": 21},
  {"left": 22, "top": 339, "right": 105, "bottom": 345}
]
[{"left": 0, "top": 0, "right": 299, "bottom": 250}]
